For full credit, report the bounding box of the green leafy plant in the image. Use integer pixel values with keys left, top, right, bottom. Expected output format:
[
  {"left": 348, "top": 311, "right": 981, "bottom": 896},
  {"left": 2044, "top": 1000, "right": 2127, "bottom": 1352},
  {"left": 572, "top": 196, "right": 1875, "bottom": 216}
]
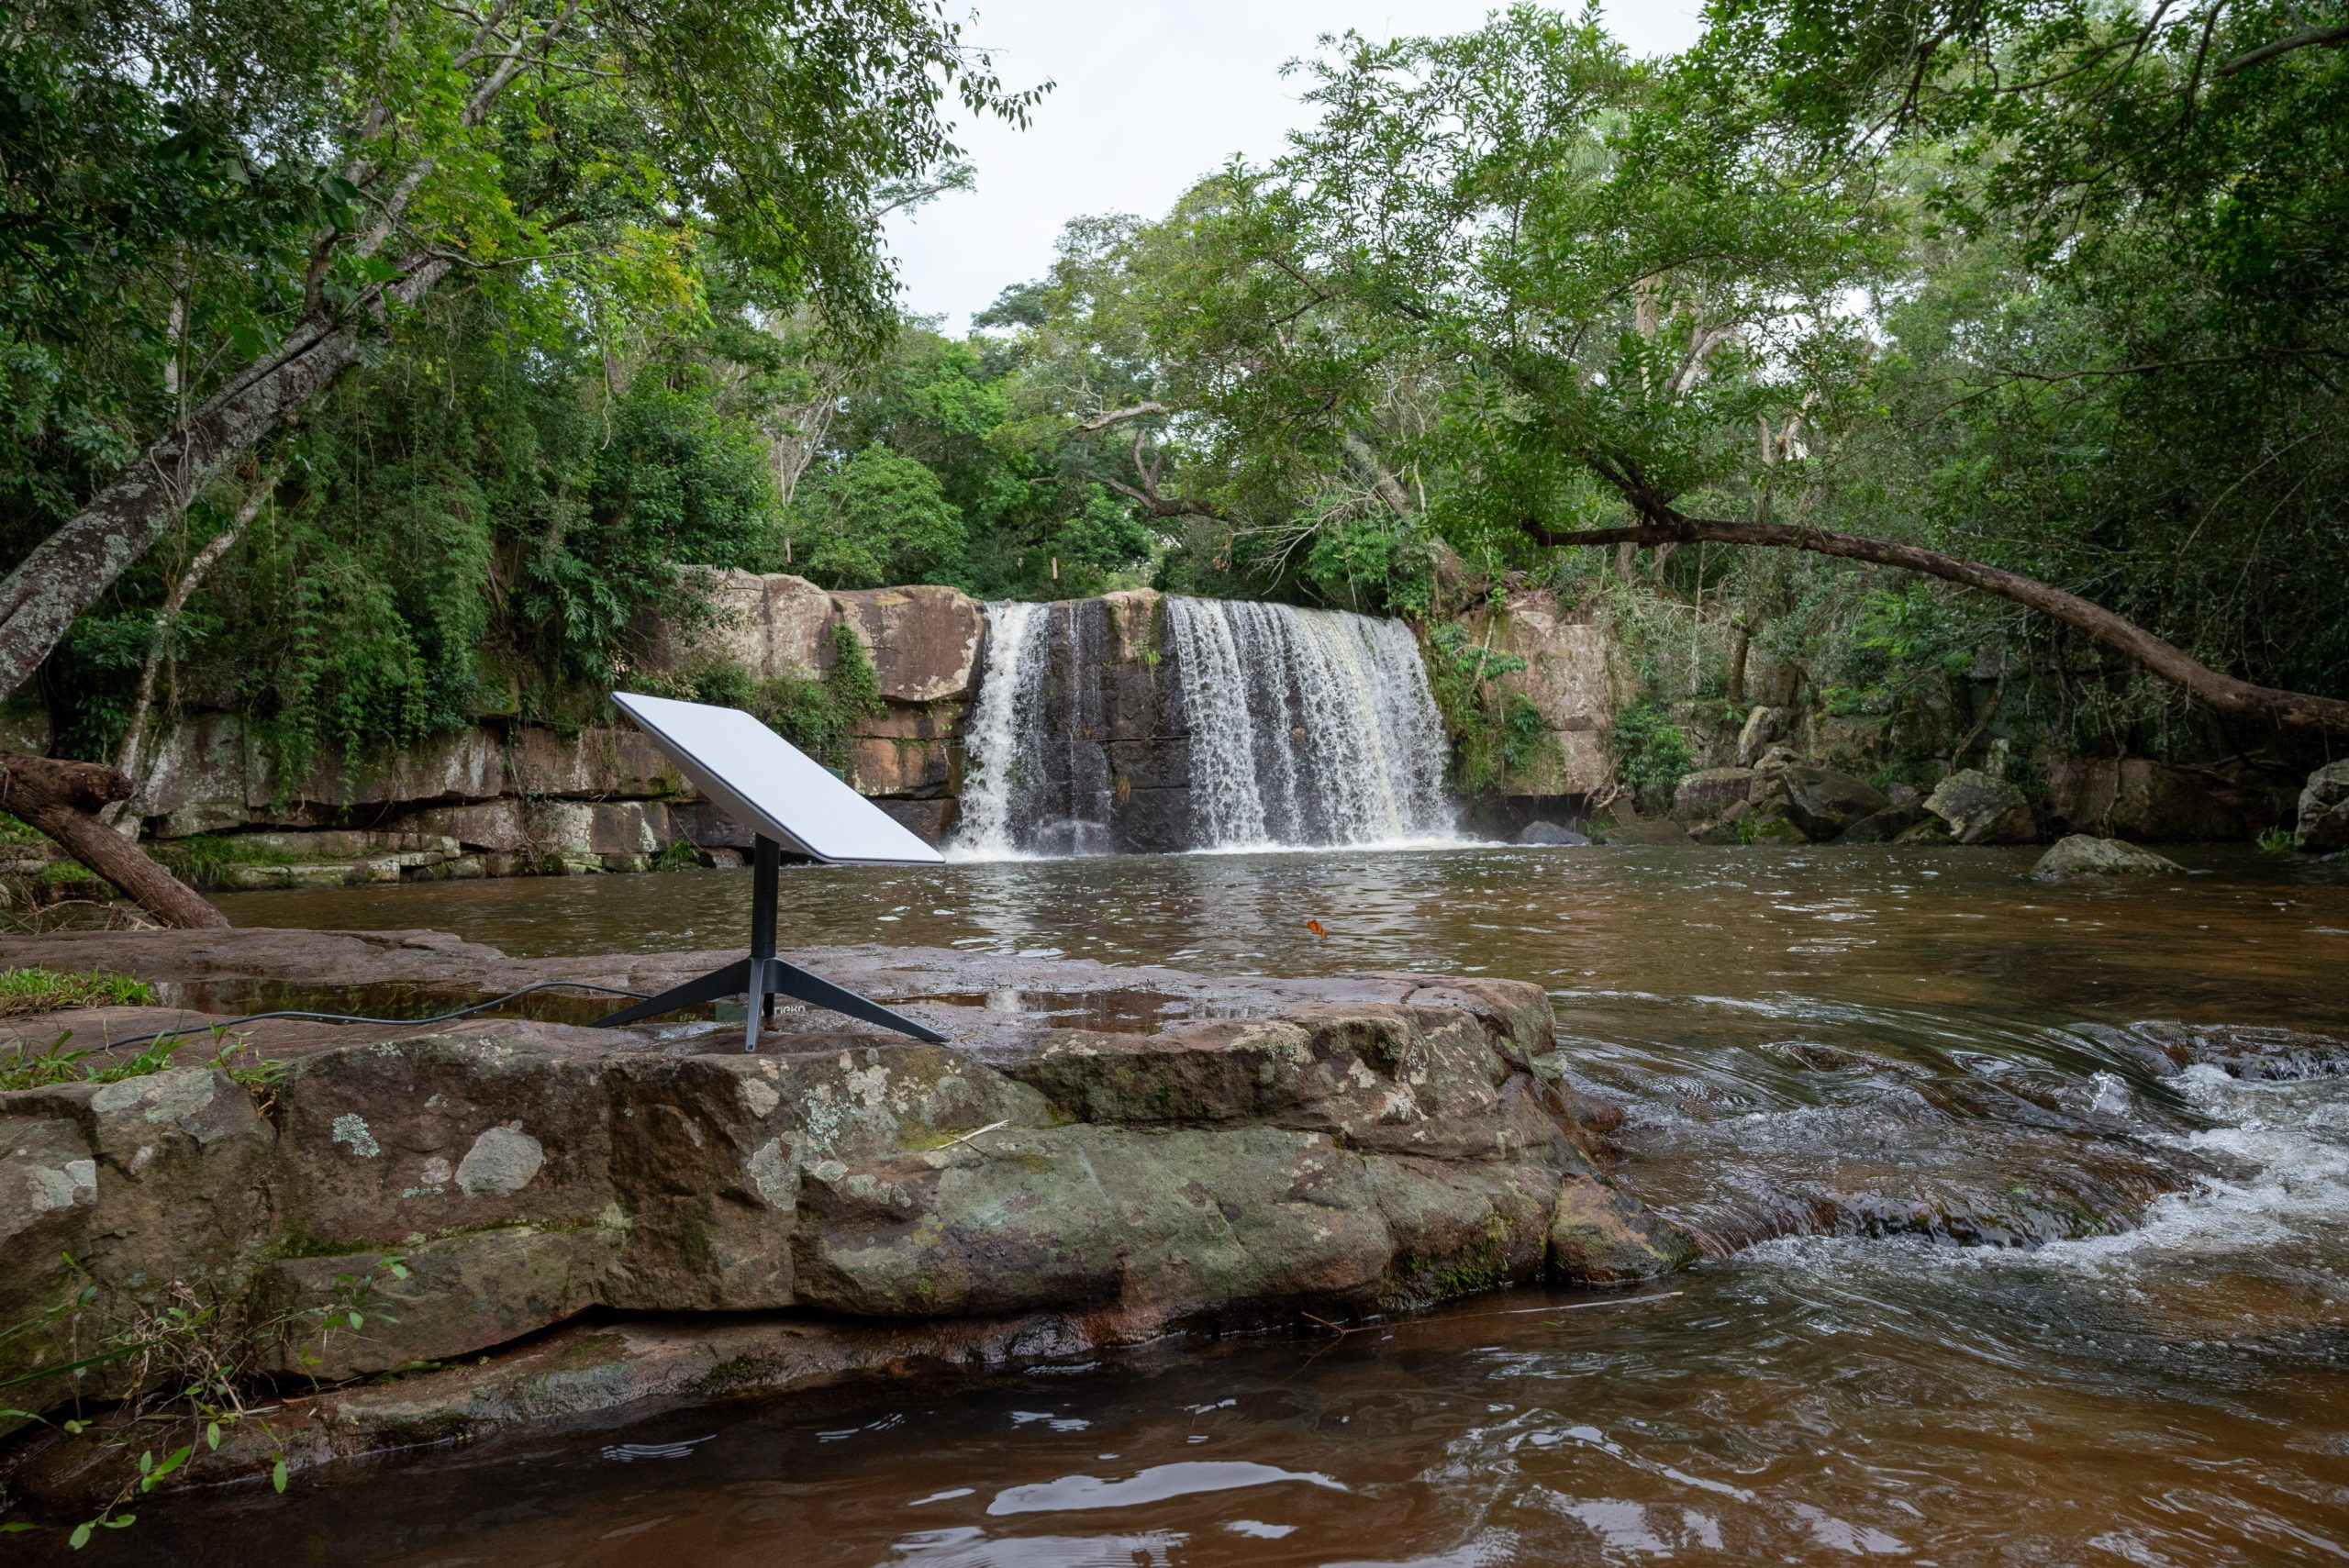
[
  {"left": 1421, "top": 619, "right": 1554, "bottom": 795},
  {"left": 1, "top": 1254, "right": 406, "bottom": 1547},
  {"left": 1609, "top": 701, "right": 1695, "bottom": 810},
  {"left": 0, "top": 1027, "right": 280, "bottom": 1094},
  {"left": 2254, "top": 826, "right": 2296, "bottom": 857},
  {"left": 0, "top": 966, "right": 150, "bottom": 1018},
  {"left": 650, "top": 838, "right": 704, "bottom": 873}
]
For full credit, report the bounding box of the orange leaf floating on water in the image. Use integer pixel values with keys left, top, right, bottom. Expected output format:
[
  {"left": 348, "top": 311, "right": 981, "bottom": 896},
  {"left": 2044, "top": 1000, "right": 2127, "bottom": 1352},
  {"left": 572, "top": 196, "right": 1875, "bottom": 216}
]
[{"left": 1304, "top": 919, "right": 1328, "bottom": 938}]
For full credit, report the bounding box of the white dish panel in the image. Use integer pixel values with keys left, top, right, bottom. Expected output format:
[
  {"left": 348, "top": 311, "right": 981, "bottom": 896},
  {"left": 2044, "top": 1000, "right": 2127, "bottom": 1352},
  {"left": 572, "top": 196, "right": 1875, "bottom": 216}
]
[{"left": 610, "top": 692, "right": 945, "bottom": 865}]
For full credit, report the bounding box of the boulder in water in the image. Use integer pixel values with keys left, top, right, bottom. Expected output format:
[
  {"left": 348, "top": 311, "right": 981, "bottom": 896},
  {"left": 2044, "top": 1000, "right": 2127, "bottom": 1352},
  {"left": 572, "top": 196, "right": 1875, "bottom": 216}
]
[
  {"left": 1514, "top": 821, "right": 1591, "bottom": 847},
  {"left": 1925, "top": 768, "right": 2037, "bottom": 844},
  {"left": 1895, "top": 815, "right": 1954, "bottom": 844},
  {"left": 2297, "top": 760, "right": 2349, "bottom": 853},
  {"left": 1840, "top": 805, "right": 1932, "bottom": 843},
  {"left": 1547, "top": 1173, "right": 1700, "bottom": 1283},
  {"left": 2030, "top": 834, "right": 2183, "bottom": 881},
  {"left": 1779, "top": 766, "right": 1890, "bottom": 841},
  {"left": 1672, "top": 766, "right": 1753, "bottom": 822}
]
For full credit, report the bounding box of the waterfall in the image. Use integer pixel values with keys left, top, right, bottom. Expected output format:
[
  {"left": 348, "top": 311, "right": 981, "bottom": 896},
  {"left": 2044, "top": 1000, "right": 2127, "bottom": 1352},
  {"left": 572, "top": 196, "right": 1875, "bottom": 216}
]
[
  {"left": 955, "top": 600, "right": 1117, "bottom": 857},
  {"left": 952, "top": 601, "right": 1044, "bottom": 857},
  {"left": 1163, "top": 596, "right": 1453, "bottom": 850},
  {"left": 953, "top": 595, "right": 1453, "bottom": 857}
]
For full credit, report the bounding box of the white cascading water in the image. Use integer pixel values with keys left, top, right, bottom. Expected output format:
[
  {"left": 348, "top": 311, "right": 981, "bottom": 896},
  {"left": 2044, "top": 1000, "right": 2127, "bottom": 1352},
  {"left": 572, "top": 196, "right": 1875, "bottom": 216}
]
[
  {"left": 952, "top": 600, "right": 1048, "bottom": 858},
  {"left": 1163, "top": 595, "right": 1453, "bottom": 849},
  {"left": 955, "top": 595, "right": 1454, "bottom": 856}
]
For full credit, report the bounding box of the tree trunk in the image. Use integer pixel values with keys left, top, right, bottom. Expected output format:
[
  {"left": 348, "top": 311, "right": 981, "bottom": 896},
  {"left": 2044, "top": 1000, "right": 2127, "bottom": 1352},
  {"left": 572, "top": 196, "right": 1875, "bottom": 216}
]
[
  {"left": 113, "top": 464, "right": 284, "bottom": 807},
  {"left": 0, "top": 751, "right": 226, "bottom": 929},
  {"left": 0, "top": 260, "right": 451, "bottom": 702},
  {"left": 1532, "top": 508, "right": 2349, "bottom": 736}
]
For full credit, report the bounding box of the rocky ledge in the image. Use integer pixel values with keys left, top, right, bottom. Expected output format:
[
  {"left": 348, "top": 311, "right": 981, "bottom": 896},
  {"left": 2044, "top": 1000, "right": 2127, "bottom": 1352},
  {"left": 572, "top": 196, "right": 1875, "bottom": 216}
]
[{"left": 0, "top": 929, "right": 1683, "bottom": 1509}]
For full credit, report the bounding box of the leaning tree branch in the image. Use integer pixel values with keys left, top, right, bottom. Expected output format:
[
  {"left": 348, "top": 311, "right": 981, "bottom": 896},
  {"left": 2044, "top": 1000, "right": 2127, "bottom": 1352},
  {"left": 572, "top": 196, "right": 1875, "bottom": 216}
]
[
  {"left": 2216, "top": 22, "right": 2349, "bottom": 75},
  {"left": 0, "top": 752, "right": 225, "bottom": 929},
  {"left": 1074, "top": 401, "right": 1171, "bottom": 432},
  {"left": 1531, "top": 508, "right": 2349, "bottom": 736},
  {"left": 0, "top": 256, "right": 453, "bottom": 700},
  {"left": 0, "top": 5, "right": 577, "bottom": 703}
]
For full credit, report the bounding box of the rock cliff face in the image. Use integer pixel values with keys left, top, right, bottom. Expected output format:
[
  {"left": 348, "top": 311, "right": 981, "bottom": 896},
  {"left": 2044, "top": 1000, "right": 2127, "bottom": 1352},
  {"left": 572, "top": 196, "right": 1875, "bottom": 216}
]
[
  {"left": 12, "top": 575, "right": 1629, "bottom": 888},
  {"left": 106, "top": 573, "right": 999, "bottom": 876},
  {"left": 61, "top": 578, "right": 1620, "bottom": 884},
  {"left": 0, "top": 929, "right": 1682, "bottom": 1497},
  {"left": 1459, "top": 589, "right": 1620, "bottom": 797}
]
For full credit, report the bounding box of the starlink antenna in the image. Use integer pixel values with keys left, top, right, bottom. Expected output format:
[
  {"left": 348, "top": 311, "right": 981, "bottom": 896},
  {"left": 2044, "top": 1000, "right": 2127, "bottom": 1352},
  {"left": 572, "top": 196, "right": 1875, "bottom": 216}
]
[{"left": 592, "top": 691, "right": 948, "bottom": 1051}]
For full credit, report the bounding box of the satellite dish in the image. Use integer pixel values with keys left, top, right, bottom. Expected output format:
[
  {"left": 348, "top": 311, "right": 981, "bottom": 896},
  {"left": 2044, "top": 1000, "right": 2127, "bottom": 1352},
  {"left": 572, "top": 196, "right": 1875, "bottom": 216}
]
[
  {"left": 610, "top": 690, "right": 944, "bottom": 865},
  {"left": 595, "top": 692, "right": 946, "bottom": 1049}
]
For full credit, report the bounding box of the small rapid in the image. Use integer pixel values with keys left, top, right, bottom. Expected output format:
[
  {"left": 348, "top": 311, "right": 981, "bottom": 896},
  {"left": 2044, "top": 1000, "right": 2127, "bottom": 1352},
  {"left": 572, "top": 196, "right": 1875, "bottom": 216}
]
[{"left": 169, "top": 845, "right": 2349, "bottom": 1565}]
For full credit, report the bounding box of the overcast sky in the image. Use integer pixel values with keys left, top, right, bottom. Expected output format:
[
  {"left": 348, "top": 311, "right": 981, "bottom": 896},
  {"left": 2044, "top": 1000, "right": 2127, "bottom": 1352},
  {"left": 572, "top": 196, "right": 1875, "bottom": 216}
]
[{"left": 885, "top": 1, "right": 1709, "bottom": 331}]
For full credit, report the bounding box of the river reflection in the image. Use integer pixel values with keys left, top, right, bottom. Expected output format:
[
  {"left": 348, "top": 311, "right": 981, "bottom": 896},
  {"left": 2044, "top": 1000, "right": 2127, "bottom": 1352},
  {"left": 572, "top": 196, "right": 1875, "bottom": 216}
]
[{"left": 103, "top": 845, "right": 2349, "bottom": 1564}]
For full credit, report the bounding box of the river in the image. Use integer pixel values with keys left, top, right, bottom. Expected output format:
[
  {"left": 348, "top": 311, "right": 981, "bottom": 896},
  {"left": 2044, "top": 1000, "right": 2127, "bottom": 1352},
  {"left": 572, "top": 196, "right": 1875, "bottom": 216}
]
[{"left": 94, "top": 844, "right": 2349, "bottom": 1564}]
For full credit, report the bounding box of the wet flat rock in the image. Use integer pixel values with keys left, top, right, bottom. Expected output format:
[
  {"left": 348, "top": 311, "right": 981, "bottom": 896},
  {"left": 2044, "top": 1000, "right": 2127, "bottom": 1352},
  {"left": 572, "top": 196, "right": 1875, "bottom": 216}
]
[{"left": 0, "top": 928, "right": 1664, "bottom": 1503}]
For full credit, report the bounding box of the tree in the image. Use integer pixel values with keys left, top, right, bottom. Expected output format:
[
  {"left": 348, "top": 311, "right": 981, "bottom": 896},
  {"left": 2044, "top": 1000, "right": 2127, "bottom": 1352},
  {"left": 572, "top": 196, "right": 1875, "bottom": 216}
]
[
  {"left": 0, "top": 0, "right": 1042, "bottom": 699},
  {"left": 0, "top": 0, "right": 1041, "bottom": 921},
  {"left": 792, "top": 444, "right": 968, "bottom": 588},
  {"left": 1089, "top": 3, "right": 2349, "bottom": 734}
]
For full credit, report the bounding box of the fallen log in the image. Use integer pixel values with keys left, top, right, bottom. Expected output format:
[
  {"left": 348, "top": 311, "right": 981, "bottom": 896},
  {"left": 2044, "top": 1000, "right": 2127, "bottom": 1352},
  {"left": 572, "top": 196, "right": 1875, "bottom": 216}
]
[{"left": 0, "top": 750, "right": 227, "bottom": 929}]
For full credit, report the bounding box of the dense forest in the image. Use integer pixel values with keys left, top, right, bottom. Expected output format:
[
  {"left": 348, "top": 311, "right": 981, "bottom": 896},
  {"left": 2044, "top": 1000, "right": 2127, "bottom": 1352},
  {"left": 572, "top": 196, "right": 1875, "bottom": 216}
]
[{"left": 2, "top": 0, "right": 2345, "bottom": 912}]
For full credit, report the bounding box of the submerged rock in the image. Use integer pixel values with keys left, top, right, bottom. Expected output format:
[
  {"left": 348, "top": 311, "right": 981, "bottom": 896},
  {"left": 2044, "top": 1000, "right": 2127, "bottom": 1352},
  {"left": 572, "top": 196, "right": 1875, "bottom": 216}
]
[
  {"left": 2030, "top": 835, "right": 2183, "bottom": 881},
  {"left": 1547, "top": 1173, "right": 1701, "bottom": 1282},
  {"left": 2298, "top": 760, "right": 2349, "bottom": 853},
  {"left": 1778, "top": 766, "right": 1890, "bottom": 841},
  {"left": 1925, "top": 768, "right": 2037, "bottom": 844},
  {"left": 1839, "top": 805, "right": 1932, "bottom": 844},
  {"left": 1673, "top": 766, "right": 1754, "bottom": 822},
  {"left": 1895, "top": 815, "right": 1954, "bottom": 844},
  {"left": 2073, "top": 1020, "right": 2349, "bottom": 1082}
]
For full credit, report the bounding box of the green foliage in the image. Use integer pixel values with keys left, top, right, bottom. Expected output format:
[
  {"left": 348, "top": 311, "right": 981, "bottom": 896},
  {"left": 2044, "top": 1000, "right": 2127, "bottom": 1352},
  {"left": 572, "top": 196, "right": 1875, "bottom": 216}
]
[
  {"left": 650, "top": 839, "right": 704, "bottom": 873},
  {"left": 0, "top": 967, "right": 149, "bottom": 1019},
  {"left": 2254, "top": 826, "right": 2296, "bottom": 858},
  {"left": 1610, "top": 701, "right": 1696, "bottom": 808},
  {"left": 0, "top": 1023, "right": 279, "bottom": 1098},
  {"left": 517, "top": 375, "right": 785, "bottom": 682},
  {"left": 1, "top": 1252, "right": 404, "bottom": 1545},
  {"left": 6, "top": 0, "right": 1048, "bottom": 753},
  {"left": 150, "top": 837, "right": 302, "bottom": 886},
  {"left": 1300, "top": 517, "right": 1436, "bottom": 617},
  {"left": 0, "top": 1026, "right": 281, "bottom": 1094},
  {"left": 792, "top": 444, "right": 968, "bottom": 589},
  {"left": 780, "top": 322, "right": 1160, "bottom": 599},
  {"left": 1423, "top": 620, "right": 1552, "bottom": 795},
  {"left": 664, "top": 621, "right": 883, "bottom": 775}
]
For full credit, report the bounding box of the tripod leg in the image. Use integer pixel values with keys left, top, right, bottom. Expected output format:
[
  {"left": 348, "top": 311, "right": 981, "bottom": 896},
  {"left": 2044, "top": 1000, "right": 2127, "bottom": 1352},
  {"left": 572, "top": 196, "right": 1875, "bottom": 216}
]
[
  {"left": 592, "top": 960, "right": 754, "bottom": 1028},
  {"left": 744, "top": 950, "right": 768, "bottom": 1053},
  {"left": 763, "top": 958, "right": 948, "bottom": 1044}
]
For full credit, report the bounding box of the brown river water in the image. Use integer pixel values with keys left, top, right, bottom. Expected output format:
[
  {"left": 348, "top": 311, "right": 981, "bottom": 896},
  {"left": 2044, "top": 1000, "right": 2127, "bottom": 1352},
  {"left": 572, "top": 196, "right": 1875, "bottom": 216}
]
[{"left": 72, "top": 844, "right": 2349, "bottom": 1565}]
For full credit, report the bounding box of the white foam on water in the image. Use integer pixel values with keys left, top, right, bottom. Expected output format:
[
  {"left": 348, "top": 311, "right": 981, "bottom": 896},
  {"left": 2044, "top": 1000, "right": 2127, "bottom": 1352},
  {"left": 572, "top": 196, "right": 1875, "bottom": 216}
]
[{"left": 2039, "top": 1066, "right": 2349, "bottom": 1270}]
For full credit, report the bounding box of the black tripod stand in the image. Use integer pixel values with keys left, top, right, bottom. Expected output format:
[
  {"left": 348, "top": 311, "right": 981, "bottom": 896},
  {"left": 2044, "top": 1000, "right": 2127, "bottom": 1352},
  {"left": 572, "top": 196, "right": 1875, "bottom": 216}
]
[{"left": 592, "top": 835, "right": 947, "bottom": 1051}]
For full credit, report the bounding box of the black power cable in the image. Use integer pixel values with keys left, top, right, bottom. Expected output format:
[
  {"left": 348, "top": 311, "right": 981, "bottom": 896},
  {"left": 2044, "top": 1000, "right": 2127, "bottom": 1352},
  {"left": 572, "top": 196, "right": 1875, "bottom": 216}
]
[{"left": 98, "top": 980, "right": 655, "bottom": 1051}]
